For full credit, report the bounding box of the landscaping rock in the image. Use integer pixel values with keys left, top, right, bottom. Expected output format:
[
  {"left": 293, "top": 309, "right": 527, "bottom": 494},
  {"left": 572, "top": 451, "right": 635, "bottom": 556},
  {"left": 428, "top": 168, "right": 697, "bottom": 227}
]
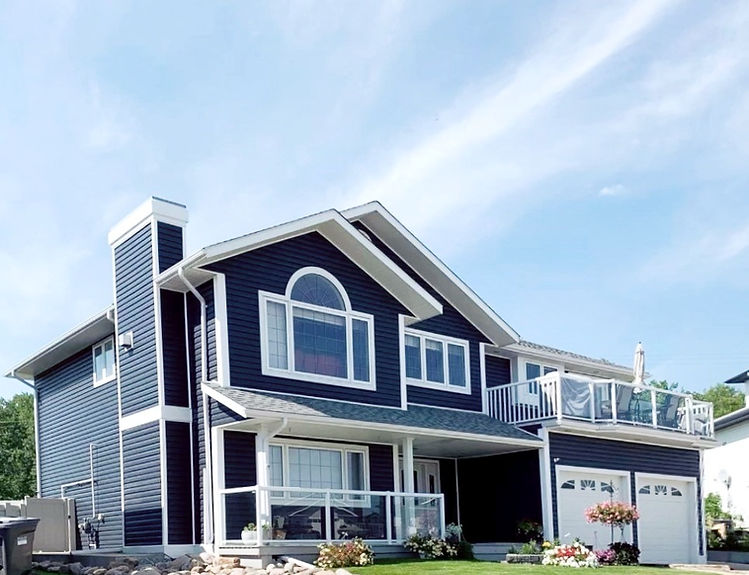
[
  {"left": 267, "top": 569, "right": 285, "bottom": 575},
  {"left": 134, "top": 567, "right": 162, "bottom": 575},
  {"left": 92, "top": 568, "right": 107, "bottom": 575},
  {"left": 69, "top": 562, "right": 84, "bottom": 575},
  {"left": 334, "top": 570, "right": 352, "bottom": 575},
  {"left": 169, "top": 556, "right": 193, "bottom": 571},
  {"left": 58, "top": 565, "right": 71, "bottom": 574},
  {"left": 47, "top": 565, "right": 61, "bottom": 573}
]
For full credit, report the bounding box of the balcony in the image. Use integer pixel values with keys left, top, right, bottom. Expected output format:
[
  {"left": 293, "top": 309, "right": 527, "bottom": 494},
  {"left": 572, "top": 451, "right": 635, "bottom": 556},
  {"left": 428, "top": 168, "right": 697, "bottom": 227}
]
[
  {"left": 485, "top": 372, "right": 714, "bottom": 438},
  {"left": 217, "top": 485, "right": 446, "bottom": 547}
]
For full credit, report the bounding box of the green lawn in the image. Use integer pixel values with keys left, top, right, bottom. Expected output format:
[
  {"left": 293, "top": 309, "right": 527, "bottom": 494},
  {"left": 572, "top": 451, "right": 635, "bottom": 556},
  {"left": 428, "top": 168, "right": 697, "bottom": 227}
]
[{"left": 349, "top": 560, "right": 707, "bottom": 575}]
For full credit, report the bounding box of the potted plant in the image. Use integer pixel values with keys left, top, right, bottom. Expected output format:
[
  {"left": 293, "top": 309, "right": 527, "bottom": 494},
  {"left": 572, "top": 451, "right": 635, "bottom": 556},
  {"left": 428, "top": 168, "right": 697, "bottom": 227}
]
[{"left": 241, "top": 523, "right": 257, "bottom": 543}]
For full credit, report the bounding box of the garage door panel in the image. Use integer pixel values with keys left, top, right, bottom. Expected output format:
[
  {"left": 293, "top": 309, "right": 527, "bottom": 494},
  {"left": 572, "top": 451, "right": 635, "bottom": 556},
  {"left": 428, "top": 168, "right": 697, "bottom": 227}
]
[
  {"left": 556, "top": 469, "right": 631, "bottom": 548},
  {"left": 636, "top": 478, "right": 694, "bottom": 564}
]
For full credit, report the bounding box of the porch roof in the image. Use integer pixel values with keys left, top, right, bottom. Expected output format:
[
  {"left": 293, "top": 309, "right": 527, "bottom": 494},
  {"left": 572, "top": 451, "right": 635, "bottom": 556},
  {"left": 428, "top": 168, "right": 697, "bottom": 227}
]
[{"left": 203, "top": 383, "right": 540, "bottom": 444}]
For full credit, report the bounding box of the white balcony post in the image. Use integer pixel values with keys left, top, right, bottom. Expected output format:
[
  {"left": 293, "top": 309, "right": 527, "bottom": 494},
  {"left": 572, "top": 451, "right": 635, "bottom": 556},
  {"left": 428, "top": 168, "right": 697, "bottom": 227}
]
[
  {"left": 325, "top": 491, "right": 332, "bottom": 542},
  {"left": 438, "top": 494, "right": 446, "bottom": 538},
  {"left": 555, "top": 373, "right": 563, "bottom": 422},
  {"left": 588, "top": 382, "right": 595, "bottom": 422},
  {"left": 685, "top": 396, "right": 694, "bottom": 434},
  {"left": 385, "top": 493, "right": 393, "bottom": 543},
  {"left": 255, "top": 431, "right": 271, "bottom": 541},
  {"left": 402, "top": 437, "right": 416, "bottom": 536},
  {"left": 611, "top": 381, "right": 618, "bottom": 424},
  {"left": 650, "top": 389, "right": 658, "bottom": 429}
]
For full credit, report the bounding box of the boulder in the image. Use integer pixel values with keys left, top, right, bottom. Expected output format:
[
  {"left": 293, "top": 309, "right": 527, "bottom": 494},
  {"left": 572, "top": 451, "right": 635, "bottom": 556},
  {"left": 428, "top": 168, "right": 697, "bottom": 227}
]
[
  {"left": 92, "top": 568, "right": 107, "bottom": 575},
  {"left": 334, "top": 570, "right": 352, "bottom": 575},
  {"left": 68, "top": 562, "right": 84, "bottom": 575},
  {"left": 169, "top": 556, "right": 193, "bottom": 571}
]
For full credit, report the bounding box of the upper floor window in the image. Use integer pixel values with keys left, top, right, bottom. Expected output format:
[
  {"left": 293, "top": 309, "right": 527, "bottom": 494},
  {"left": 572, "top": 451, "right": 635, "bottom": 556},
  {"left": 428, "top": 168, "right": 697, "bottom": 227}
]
[
  {"left": 524, "top": 361, "right": 558, "bottom": 393},
  {"left": 402, "top": 327, "right": 470, "bottom": 393},
  {"left": 92, "top": 337, "right": 116, "bottom": 385},
  {"left": 259, "top": 267, "right": 375, "bottom": 389}
]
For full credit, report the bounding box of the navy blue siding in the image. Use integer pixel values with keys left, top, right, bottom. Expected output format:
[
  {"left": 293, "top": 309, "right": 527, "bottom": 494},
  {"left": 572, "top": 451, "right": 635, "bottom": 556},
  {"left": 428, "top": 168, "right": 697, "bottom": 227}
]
[
  {"left": 162, "top": 290, "right": 189, "bottom": 407},
  {"left": 548, "top": 432, "right": 702, "bottom": 552},
  {"left": 223, "top": 431, "right": 256, "bottom": 540},
  {"left": 485, "top": 355, "right": 511, "bottom": 387},
  {"left": 207, "top": 232, "right": 408, "bottom": 407},
  {"left": 36, "top": 347, "right": 122, "bottom": 549},
  {"left": 115, "top": 225, "right": 158, "bottom": 417},
  {"left": 187, "top": 282, "right": 217, "bottom": 384},
  {"left": 458, "top": 450, "right": 541, "bottom": 542},
  {"left": 122, "top": 422, "right": 162, "bottom": 546},
  {"left": 354, "top": 222, "right": 489, "bottom": 411},
  {"left": 368, "top": 444, "right": 395, "bottom": 491},
  {"left": 157, "top": 222, "right": 183, "bottom": 273},
  {"left": 438, "top": 459, "right": 459, "bottom": 525},
  {"left": 166, "top": 422, "right": 193, "bottom": 544}
]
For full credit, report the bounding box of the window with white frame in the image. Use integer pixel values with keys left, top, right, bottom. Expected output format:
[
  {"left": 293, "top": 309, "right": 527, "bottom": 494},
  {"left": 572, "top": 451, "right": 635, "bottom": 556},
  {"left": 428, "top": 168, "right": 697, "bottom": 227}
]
[
  {"left": 403, "top": 328, "right": 470, "bottom": 392},
  {"left": 267, "top": 440, "right": 369, "bottom": 501},
  {"left": 92, "top": 337, "right": 116, "bottom": 385},
  {"left": 523, "top": 361, "right": 558, "bottom": 394},
  {"left": 259, "top": 268, "right": 375, "bottom": 388}
]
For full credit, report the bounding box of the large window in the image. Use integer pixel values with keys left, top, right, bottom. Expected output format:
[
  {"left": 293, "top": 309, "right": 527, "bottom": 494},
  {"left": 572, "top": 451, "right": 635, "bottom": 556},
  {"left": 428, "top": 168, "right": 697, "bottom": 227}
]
[
  {"left": 259, "top": 268, "right": 375, "bottom": 389},
  {"left": 92, "top": 337, "right": 116, "bottom": 385},
  {"left": 403, "top": 328, "right": 470, "bottom": 393},
  {"left": 524, "top": 361, "right": 559, "bottom": 394},
  {"left": 268, "top": 440, "right": 369, "bottom": 502}
]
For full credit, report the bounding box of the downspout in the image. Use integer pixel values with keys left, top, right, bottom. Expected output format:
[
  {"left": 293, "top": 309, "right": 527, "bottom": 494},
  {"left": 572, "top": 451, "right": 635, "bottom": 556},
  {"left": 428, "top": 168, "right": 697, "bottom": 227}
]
[
  {"left": 177, "top": 266, "right": 214, "bottom": 544},
  {"left": 11, "top": 372, "right": 40, "bottom": 497}
]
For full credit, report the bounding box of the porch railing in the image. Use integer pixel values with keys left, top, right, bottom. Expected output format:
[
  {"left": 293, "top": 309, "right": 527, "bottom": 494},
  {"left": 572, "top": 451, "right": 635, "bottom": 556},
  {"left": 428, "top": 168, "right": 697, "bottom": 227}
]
[
  {"left": 217, "top": 485, "right": 445, "bottom": 547},
  {"left": 485, "top": 372, "right": 714, "bottom": 438}
]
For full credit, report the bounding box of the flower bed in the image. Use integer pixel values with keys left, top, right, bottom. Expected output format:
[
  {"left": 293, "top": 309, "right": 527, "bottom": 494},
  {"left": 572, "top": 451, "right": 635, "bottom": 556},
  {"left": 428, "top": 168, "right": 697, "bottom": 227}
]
[{"left": 542, "top": 541, "right": 599, "bottom": 568}]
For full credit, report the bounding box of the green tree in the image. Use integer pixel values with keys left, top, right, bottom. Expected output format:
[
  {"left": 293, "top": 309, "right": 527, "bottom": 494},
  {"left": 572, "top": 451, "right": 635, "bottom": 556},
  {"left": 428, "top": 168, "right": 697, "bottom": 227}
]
[
  {"left": 0, "top": 393, "right": 36, "bottom": 499},
  {"left": 693, "top": 384, "right": 744, "bottom": 418}
]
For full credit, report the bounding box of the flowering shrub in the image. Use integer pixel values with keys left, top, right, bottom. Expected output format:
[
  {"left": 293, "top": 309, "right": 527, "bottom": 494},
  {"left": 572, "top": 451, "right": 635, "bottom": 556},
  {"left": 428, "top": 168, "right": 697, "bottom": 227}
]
[
  {"left": 594, "top": 548, "right": 616, "bottom": 565},
  {"left": 404, "top": 533, "right": 458, "bottom": 559},
  {"left": 315, "top": 538, "right": 374, "bottom": 569},
  {"left": 445, "top": 523, "right": 474, "bottom": 559},
  {"left": 542, "top": 541, "right": 599, "bottom": 568},
  {"left": 585, "top": 501, "right": 639, "bottom": 528},
  {"left": 609, "top": 542, "right": 640, "bottom": 565}
]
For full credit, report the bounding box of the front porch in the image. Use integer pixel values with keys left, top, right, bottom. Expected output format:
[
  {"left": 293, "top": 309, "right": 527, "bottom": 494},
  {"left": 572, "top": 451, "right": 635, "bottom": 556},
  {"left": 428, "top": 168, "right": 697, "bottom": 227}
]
[{"left": 203, "top": 384, "right": 542, "bottom": 563}]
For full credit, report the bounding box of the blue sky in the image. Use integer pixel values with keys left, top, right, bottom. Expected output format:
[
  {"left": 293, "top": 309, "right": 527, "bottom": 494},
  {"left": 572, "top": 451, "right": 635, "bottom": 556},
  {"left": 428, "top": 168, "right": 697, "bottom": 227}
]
[{"left": 2, "top": 0, "right": 749, "bottom": 399}]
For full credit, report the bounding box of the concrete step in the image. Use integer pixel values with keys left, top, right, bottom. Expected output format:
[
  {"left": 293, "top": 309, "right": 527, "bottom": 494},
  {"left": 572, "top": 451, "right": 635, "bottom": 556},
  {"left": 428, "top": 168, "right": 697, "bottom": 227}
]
[{"left": 472, "top": 542, "right": 519, "bottom": 562}]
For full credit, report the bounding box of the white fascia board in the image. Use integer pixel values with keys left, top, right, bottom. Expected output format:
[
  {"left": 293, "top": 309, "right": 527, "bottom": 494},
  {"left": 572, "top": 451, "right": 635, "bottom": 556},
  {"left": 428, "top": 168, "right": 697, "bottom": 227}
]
[
  {"left": 545, "top": 420, "right": 717, "bottom": 449},
  {"left": 6, "top": 306, "right": 115, "bottom": 380},
  {"left": 494, "top": 343, "right": 633, "bottom": 379},
  {"left": 108, "top": 197, "right": 188, "bottom": 247},
  {"left": 200, "top": 384, "right": 541, "bottom": 449},
  {"left": 161, "top": 209, "right": 442, "bottom": 321},
  {"left": 341, "top": 202, "right": 519, "bottom": 347}
]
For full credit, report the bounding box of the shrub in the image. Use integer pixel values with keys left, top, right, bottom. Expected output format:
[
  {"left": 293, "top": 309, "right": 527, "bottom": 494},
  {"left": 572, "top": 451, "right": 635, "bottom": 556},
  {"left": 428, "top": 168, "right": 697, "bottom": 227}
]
[
  {"left": 445, "top": 523, "right": 474, "bottom": 560},
  {"left": 517, "top": 519, "right": 544, "bottom": 542},
  {"left": 542, "top": 541, "right": 599, "bottom": 568},
  {"left": 520, "top": 541, "right": 541, "bottom": 554},
  {"left": 609, "top": 542, "right": 640, "bottom": 565},
  {"left": 315, "top": 538, "right": 374, "bottom": 569},
  {"left": 404, "top": 533, "right": 458, "bottom": 560}
]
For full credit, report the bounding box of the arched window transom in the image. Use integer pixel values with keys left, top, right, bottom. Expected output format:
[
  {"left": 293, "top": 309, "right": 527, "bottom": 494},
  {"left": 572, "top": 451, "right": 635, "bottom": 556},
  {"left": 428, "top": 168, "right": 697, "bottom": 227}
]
[{"left": 259, "top": 267, "right": 375, "bottom": 389}]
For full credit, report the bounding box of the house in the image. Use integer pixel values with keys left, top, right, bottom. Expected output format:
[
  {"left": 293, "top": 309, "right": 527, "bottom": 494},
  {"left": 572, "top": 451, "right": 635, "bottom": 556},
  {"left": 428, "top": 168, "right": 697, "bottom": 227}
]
[
  {"left": 703, "top": 370, "right": 749, "bottom": 528},
  {"left": 5, "top": 197, "right": 715, "bottom": 566}
]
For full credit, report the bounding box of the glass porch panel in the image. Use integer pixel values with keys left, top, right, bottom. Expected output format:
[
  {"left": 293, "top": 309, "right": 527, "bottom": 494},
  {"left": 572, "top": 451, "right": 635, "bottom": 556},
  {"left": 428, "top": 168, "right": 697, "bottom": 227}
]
[
  {"left": 655, "top": 390, "right": 686, "bottom": 430},
  {"left": 269, "top": 492, "right": 327, "bottom": 541},
  {"left": 224, "top": 492, "right": 257, "bottom": 542},
  {"left": 592, "top": 381, "right": 613, "bottom": 420},
  {"left": 558, "top": 376, "right": 592, "bottom": 418},
  {"left": 394, "top": 495, "right": 442, "bottom": 539},
  {"left": 330, "top": 495, "right": 387, "bottom": 540}
]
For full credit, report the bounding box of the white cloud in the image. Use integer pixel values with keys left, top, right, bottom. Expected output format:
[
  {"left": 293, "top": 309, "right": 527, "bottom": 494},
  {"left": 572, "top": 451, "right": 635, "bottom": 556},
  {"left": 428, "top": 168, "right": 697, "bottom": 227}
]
[
  {"left": 337, "top": 0, "right": 677, "bottom": 240},
  {"left": 599, "top": 184, "right": 628, "bottom": 197}
]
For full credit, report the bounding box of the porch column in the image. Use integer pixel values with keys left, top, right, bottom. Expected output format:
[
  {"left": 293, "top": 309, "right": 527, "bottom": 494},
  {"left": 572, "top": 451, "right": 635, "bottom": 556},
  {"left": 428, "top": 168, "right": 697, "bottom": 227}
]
[
  {"left": 255, "top": 429, "right": 271, "bottom": 544},
  {"left": 402, "top": 437, "right": 416, "bottom": 535}
]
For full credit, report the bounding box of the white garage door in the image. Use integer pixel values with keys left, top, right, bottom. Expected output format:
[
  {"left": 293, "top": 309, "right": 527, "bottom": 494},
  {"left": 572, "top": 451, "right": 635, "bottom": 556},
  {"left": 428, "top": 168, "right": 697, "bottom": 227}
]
[
  {"left": 556, "top": 468, "right": 631, "bottom": 549},
  {"left": 636, "top": 477, "right": 695, "bottom": 564}
]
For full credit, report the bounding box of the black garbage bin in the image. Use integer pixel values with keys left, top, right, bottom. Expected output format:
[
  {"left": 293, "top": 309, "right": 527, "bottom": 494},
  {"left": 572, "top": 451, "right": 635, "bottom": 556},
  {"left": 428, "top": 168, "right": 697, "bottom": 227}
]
[{"left": 0, "top": 518, "right": 40, "bottom": 575}]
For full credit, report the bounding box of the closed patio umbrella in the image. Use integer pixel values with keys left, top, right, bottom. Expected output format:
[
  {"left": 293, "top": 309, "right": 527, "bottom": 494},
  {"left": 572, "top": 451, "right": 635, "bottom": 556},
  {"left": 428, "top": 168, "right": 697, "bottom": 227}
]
[{"left": 633, "top": 342, "right": 645, "bottom": 387}]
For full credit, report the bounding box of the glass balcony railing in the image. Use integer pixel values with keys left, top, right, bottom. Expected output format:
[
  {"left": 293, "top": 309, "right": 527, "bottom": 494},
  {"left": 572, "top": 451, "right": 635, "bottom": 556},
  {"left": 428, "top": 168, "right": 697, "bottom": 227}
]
[{"left": 486, "top": 372, "right": 714, "bottom": 438}]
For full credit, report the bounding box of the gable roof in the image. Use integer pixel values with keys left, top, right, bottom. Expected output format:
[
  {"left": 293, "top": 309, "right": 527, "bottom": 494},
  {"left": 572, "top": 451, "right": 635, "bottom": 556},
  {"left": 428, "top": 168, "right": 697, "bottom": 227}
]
[
  {"left": 725, "top": 369, "right": 749, "bottom": 384},
  {"left": 6, "top": 306, "right": 115, "bottom": 380},
  {"left": 715, "top": 407, "right": 749, "bottom": 430},
  {"left": 341, "top": 202, "right": 519, "bottom": 347},
  {"left": 202, "top": 383, "right": 540, "bottom": 444},
  {"left": 157, "top": 208, "right": 443, "bottom": 321}
]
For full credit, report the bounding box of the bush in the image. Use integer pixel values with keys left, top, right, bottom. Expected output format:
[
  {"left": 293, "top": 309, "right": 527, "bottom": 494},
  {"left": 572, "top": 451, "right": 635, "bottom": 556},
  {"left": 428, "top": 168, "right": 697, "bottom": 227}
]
[
  {"left": 404, "top": 533, "right": 458, "bottom": 559},
  {"left": 315, "top": 538, "right": 374, "bottom": 569},
  {"left": 445, "top": 523, "right": 474, "bottom": 560},
  {"left": 517, "top": 519, "right": 544, "bottom": 542},
  {"left": 609, "top": 542, "right": 640, "bottom": 565},
  {"left": 595, "top": 549, "right": 616, "bottom": 565},
  {"left": 520, "top": 541, "right": 541, "bottom": 554}
]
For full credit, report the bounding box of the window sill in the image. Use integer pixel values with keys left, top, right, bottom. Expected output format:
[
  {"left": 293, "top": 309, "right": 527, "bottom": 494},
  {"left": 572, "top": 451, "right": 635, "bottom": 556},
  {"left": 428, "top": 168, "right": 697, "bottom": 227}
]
[
  {"left": 262, "top": 366, "right": 377, "bottom": 392},
  {"left": 93, "top": 374, "right": 117, "bottom": 388},
  {"left": 406, "top": 378, "right": 471, "bottom": 395}
]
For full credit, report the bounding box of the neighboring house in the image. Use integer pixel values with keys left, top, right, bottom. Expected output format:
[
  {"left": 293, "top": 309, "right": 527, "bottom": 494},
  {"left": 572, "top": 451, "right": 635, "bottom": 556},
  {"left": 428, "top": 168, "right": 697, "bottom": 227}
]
[
  {"left": 5, "top": 198, "right": 715, "bottom": 565},
  {"left": 704, "top": 370, "right": 749, "bottom": 528}
]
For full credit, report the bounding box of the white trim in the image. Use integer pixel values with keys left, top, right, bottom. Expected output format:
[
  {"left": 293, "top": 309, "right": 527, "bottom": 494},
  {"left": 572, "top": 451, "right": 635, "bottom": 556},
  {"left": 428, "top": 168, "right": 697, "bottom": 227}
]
[
  {"left": 480, "top": 342, "right": 488, "bottom": 414},
  {"left": 392, "top": 444, "right": 400, "bottom": 491},
  {"left": 398, "top": 315, "right": 408, "bottom": 410},
  {"left": 499, "top": 343, "right": 633, "bottom": 380},
  {"left": 285, "top": 267, "right": 353, "bottom": 311},
  {"left": 202, "top": 383, "right": 541, "bottom": 447},
  {"left": 111, "top": 240, "right": 126, "bottom": 547},
  {"left": 153, "top": 219, "right": 165, "bottom": 412},
  {"left": 402, "top": 327, "right": 471, "bottom": 394},
  {"left": 555, "top": 464, "right": 631, "bottom": 478},
  {"left": 214, "top": 274, "right": 231, "bottom": 387},
  {"left": 213, "top": 428, "right": 225, "bottom": 547},
  {"left": 699, "top": 449, "right": 706, "bottom": 559},
  {"left": 120, "top": 405, "right": 192, "bottom": 431},
  {"left": 33, "top": 385, "right": 41, "bottom": 496},
  {"left": 634, "top": 471, "right": 699, "bottom": 564},
  {"left": 544, "top": 420, "right": 715, "bottom": 449},
  {"left": 538, "top": 427, "right": 555, "bottom": 541},
  {"left": 108, "top": 197, "right": 188, "bottom": 247},
  {"left": 92, "top": 336, "right": 117, "bottom": 387},
  {"left": 341, "top": 202, "right": 518, "bottom": 346},
  {"left": 258, "top": 286, "right": 377, "bottom": 391}
]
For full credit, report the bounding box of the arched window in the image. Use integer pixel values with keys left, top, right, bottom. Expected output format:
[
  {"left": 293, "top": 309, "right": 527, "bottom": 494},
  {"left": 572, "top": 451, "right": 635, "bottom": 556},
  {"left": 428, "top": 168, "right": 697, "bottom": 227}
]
[{"left": 259, "top": 267, "right": 375, "bottom": 388}]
